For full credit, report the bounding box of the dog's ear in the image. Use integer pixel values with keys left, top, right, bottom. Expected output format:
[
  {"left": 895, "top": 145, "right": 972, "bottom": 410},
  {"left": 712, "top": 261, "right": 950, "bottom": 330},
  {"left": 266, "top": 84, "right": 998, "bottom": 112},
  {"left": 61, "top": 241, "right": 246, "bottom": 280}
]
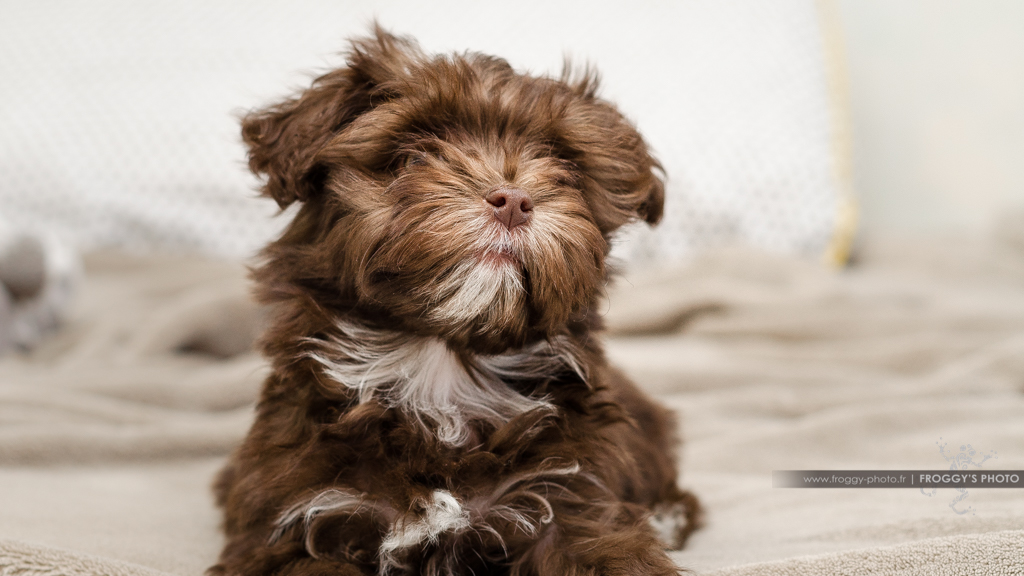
[
  {"left": 242, "top": 26, "right": 419, "bottom": 208},
  {"left": 556, "top": 69, "right": 665, "bottom": 232}
]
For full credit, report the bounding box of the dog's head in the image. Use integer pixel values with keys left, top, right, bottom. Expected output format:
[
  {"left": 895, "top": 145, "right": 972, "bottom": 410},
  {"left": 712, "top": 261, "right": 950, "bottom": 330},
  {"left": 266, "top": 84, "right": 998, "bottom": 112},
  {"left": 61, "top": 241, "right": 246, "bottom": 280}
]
[{"left": 248, "top": 28, "right": 663, "bottom": 353}]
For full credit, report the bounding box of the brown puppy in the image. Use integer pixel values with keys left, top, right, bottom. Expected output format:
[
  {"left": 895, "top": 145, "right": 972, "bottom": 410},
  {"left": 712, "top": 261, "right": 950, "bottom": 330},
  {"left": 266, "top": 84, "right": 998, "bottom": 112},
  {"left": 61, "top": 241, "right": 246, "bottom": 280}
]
[{"left": 212, "top": 27, "right": 701, "bottom": 576}]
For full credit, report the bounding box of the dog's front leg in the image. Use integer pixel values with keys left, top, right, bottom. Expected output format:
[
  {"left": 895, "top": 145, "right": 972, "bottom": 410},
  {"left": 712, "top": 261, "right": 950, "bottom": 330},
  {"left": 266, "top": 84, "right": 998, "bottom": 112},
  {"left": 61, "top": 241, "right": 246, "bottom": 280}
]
[
  {"left": 213, "top": 556, "right": 366, "bottom": 576},
  {"left": 264, "top": 557, "right": 367, "bottom": 576},
  {"left": 209, "top": 529, "right": 375, "bottom": 576},
  {"left": 515, "top": 503, "right": 684, "bottom": 576}
]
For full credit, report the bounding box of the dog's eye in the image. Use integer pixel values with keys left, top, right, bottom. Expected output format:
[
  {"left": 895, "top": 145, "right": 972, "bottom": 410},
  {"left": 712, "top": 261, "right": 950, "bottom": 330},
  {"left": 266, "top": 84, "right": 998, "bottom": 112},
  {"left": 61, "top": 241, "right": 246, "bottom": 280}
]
[
  {"left": 400, "top": 154, "right": 428, "bottom": 170},
  {"left": 398, "top": 146, "right": 446, "bottom": 171},
  {"left": 385, "top": 154, "right": 424, "bottom": 174}
]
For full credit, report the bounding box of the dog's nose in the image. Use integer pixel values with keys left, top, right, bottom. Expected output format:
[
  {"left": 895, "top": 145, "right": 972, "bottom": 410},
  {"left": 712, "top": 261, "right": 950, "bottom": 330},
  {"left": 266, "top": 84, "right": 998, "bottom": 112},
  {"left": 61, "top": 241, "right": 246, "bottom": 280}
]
[{"left": 485, "top": 187, "right": 533, "bottom": 230}]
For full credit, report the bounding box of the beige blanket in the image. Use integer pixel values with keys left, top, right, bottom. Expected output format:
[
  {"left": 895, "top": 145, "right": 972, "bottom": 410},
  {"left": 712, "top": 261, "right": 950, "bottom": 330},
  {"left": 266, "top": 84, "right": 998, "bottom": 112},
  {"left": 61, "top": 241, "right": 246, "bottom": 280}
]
[{"left": 2, "top": 236, "right": 1023, "bottom": 575}]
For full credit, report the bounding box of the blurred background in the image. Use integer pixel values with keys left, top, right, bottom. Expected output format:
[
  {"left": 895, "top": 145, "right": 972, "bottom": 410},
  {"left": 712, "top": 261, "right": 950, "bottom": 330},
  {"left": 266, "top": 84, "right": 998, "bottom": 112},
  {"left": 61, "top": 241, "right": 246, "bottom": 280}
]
[
  {"left": 839, "top": 0, "right": 1024, "bottom": 236},
  {"left": 2, "top": 0, "right": 1023, "bottom": 263}
]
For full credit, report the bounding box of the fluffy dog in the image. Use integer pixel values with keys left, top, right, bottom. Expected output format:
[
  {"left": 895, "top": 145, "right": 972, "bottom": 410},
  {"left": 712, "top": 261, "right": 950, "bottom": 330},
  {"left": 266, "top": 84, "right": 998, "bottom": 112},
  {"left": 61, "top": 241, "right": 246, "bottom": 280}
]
[{"left": 212, "top": 28, "right": 701, "bottom": 576}]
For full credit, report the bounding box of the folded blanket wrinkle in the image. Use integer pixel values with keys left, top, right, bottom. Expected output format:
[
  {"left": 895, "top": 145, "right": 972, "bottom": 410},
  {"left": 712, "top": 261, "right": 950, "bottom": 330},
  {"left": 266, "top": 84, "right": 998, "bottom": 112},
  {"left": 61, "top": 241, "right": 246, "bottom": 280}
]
[{"left": 1, "top": 238, "right": 1022, "bottom": 575}]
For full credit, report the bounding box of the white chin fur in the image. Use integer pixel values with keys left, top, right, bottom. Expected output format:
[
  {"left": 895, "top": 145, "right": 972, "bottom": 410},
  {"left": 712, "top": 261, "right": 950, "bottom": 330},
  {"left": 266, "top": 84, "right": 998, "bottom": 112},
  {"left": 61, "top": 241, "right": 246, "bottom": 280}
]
[{"left": 427, "top": 256, "right": 524, "bottom": 328}]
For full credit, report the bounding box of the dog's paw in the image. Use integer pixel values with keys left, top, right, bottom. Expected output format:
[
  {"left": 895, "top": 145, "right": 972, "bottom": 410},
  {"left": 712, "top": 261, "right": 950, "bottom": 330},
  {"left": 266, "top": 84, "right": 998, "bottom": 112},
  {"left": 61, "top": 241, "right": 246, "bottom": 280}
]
[{"left": 648, "top": 492, "right": 702, "bottom": 550}]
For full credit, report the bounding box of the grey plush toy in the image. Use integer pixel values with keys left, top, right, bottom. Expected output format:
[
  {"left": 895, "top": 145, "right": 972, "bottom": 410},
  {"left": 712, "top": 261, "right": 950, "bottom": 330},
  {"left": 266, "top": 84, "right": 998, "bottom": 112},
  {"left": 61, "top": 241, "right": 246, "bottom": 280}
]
[{"left": 0, "top": 232, "right": 79, "bottom": 354}]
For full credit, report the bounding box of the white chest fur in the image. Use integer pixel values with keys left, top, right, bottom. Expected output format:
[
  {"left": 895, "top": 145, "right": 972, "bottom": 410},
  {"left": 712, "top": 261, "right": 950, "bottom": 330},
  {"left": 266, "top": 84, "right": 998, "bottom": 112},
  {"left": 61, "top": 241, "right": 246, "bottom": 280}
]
[{"left": 305, "top": 321, "right": 584, "bottom": 446}]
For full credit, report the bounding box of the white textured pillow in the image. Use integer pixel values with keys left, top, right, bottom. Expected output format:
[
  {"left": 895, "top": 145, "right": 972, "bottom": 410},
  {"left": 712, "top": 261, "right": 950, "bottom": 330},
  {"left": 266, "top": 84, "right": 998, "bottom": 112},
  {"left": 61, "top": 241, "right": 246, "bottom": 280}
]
[{"left": 0, "top": 0, "right": 853, "bottom": 263}]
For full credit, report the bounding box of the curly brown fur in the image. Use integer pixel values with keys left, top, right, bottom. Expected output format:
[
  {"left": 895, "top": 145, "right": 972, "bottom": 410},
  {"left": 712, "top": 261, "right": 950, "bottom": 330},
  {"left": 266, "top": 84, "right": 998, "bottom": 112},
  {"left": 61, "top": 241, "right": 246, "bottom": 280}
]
[{"left": 211, "top": 27, "right": 701, "bottom": 576}]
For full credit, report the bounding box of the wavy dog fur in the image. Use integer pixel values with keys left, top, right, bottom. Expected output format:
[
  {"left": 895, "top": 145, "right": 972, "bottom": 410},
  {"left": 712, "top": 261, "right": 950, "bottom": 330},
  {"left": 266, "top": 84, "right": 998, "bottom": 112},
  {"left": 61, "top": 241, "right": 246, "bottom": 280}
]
[{"left": 211, "top": 27, "right": 701, "bottom": 576}]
